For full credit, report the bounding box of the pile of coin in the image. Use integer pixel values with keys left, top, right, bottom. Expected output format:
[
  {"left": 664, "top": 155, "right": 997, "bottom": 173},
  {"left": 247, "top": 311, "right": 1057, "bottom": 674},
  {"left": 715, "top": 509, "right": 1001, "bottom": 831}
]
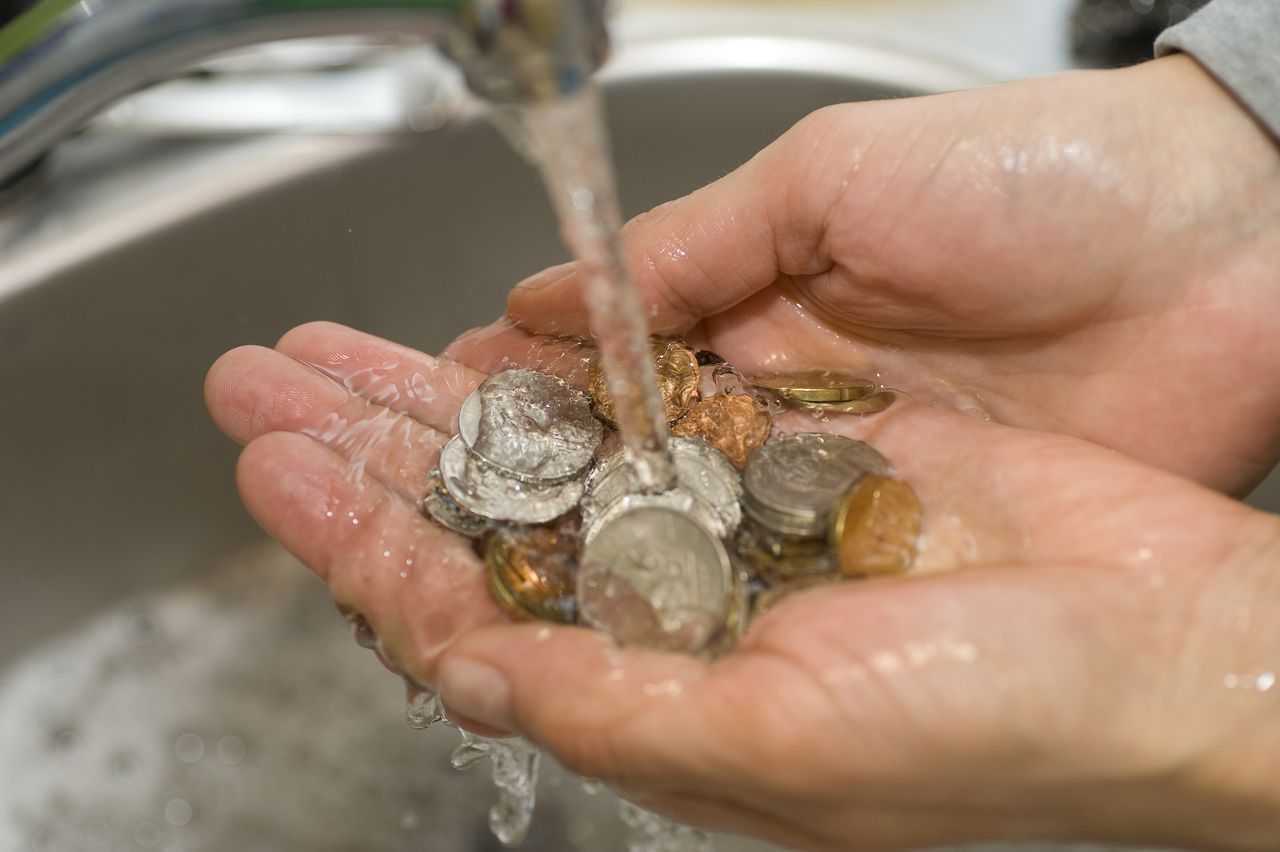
[{"left": 424, "top": 338, "right": 922, "bottom": 655}]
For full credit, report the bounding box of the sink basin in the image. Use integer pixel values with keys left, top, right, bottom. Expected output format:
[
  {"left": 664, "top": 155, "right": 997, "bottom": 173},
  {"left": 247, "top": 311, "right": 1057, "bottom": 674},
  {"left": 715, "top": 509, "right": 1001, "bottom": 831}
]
[{"left": 0, "top": 31, "right": 1266, "bottom": 851}]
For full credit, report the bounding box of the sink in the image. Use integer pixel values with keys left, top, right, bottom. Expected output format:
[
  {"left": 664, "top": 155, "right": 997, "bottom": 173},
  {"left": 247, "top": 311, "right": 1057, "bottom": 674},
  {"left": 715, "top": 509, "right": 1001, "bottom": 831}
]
[{"left": 0, "top": 30, "right": 1264, "bottom": 851}]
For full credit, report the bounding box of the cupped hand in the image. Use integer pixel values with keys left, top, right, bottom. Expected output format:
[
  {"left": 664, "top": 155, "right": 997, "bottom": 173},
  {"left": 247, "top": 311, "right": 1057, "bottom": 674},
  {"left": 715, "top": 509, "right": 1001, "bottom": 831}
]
[
  {"left": 206, "top": 318, "right": 1280, "bottom": 851},
  {"left": 509, "top": 55, "right": 1280, "bottom": 495},
  {"left": 203, "top": 53, "right": 1280, "bottom": 852}
]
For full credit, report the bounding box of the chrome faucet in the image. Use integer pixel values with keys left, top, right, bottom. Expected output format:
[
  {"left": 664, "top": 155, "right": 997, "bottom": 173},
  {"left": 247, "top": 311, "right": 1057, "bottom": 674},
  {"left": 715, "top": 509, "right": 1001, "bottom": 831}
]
[{"left": 0, "top": 0, "right": 608, "bottom": 186}]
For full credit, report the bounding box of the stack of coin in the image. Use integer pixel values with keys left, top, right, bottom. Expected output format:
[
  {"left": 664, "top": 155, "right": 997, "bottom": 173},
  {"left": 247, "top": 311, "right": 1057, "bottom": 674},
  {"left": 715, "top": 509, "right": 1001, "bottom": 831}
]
[
  {"left": 739, "top": 433, "right": 889, "bottom": 581},
  {"left": 418, "top": 339, "right": 922, "bottom": 658},
  {"left": 751, "top": 371, "right": 895, "bottom": 416},
  {"left": 428, "top": 368, "right": 603, "bottom": 528}
]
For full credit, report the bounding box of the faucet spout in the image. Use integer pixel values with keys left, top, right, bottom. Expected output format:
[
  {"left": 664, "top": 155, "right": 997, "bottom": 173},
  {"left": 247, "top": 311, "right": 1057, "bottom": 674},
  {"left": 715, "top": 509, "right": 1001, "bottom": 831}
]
[{"left": 0, "top": 0, "right": 608, "bottom": 185}]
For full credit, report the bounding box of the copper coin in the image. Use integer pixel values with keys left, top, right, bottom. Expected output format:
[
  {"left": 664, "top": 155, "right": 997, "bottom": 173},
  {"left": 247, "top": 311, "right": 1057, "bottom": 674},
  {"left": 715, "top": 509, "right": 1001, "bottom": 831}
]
[
  {"left": 829, "top": 474, "right": 921, "bottom": 577},
  {"left": 671, "top": 394, "right": 772, "bottom": 469},
  {"left": 484, "top": 527, "right": 579, "bottom": 623},
  {"left": 750, "top": 371, "right": 877, "bottom": 403},
  {"left": 589, "top": 337, "right": 700, "bottom": 424}
]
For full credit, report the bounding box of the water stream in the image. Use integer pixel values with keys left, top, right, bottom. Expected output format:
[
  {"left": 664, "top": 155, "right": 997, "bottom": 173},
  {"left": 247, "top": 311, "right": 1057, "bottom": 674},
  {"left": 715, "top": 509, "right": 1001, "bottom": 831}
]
[{"left": 501, "top": 86, "right": 676, "bottom": 494}]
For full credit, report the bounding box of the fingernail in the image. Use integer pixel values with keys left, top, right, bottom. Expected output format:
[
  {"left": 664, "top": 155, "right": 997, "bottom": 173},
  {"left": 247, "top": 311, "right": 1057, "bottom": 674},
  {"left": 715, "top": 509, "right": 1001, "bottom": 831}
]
[
  {"left": 514, "top": 261, "right": 576, "bottom": 292},
  {"left": 439, "top": 657, "right": 514, "bottom": 731}
]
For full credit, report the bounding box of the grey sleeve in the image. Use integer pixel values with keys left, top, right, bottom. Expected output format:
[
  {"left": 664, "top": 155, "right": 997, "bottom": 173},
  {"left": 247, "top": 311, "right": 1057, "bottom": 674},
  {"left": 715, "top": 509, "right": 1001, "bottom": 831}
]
[{"left": 1155, "top": 0, "right": 1280, "bottom": 140}]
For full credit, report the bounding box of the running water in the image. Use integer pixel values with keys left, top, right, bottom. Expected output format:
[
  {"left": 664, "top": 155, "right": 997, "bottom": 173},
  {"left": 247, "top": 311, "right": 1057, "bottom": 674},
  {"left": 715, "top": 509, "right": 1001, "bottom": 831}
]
[{"left": 500, "top": 86, "right": 676, "bottom": 493}]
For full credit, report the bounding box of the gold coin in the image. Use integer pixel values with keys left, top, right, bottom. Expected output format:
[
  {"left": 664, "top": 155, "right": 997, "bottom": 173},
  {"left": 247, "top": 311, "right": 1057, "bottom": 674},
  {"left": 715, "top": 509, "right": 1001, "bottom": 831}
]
[
  {"left": 588, "top": 337, "right": 700, "bottom": 424},
  {"left": 750, "top": 371, "right": 877, "bottom": 403},
  {"left": 789, "top": 391, "right": 896, "bottom": 416},
  {"left": 670, "top": 394, "right": 772, "bottom": 469},
  {"left": 484, "top": 527, "right": 579, "bottom": 623},
  {"left": 828, "top": 474, "right": 921, "bottom": 578}
]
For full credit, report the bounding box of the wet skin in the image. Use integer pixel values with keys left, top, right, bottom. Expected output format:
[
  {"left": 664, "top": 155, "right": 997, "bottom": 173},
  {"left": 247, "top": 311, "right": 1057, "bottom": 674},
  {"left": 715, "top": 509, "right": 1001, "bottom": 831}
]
[{"left": 206, "top": 56, "right": 1280, "bottom": 850}]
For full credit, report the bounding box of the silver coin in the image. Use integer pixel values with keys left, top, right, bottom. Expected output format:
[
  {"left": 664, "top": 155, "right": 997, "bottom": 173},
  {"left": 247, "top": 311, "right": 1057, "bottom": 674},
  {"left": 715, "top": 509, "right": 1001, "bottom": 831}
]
[
  {"left": 741, "top": 433, "right": 889, "bottom": 537},
  {"left": 577, "top": 506, "right": 733, "bottom": 653},
  {"left": 422, "top": 473, "right": 491, "bottom": 539},
  {"left": 457, "top": 368, "right": 602, "bottom": 483},
  {"left": 581, "top": 437, "right": 742, "bottom": 540},
  {"left": 438, "top": 436, "right": 583, "bottom": 524}
]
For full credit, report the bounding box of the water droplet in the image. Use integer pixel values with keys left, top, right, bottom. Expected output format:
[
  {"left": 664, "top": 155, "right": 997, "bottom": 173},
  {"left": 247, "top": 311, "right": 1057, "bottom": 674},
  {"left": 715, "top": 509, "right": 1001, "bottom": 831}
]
[
  {"left": 405, "top": 685, "right": 444, "bottom": 730},
  {"left": 28, "top": 829, "right": 55, "bottom": 852},
  {"left": 399, "top": 811, "right": 419, "bottom": 830},
  {"left": 174, "top": 733, "right": 204, "bottom": 763},
  {"left": 110, "top": 751, "right": 139, "bottom": 779},
  {"left": 1257, "top": 672, "right": 1276, "bottom": 692},
  {"left": 216, "top": 735, "right": 247, "bottom": 766},
  {"left": 129, "top": 613, "right": 159, "bottom": 646},
  {"left": 53, "top": 728, "right": 82, "bottom": 759},
  {"left": 85, "top": 820, "right": 111, "bottom": 846},
  {"left": 164, "top": 798, "right": 192, "bottom": 827},
  {"left": 134, "top": 821, "right": 162, "bottom": 848}
]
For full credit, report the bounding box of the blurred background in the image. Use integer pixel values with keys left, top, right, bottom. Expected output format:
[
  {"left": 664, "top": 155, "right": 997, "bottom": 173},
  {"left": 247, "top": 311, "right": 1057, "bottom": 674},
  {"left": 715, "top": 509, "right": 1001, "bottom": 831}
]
[{"left": 0, "top": 1, "right": 1262, "bottom": 851}]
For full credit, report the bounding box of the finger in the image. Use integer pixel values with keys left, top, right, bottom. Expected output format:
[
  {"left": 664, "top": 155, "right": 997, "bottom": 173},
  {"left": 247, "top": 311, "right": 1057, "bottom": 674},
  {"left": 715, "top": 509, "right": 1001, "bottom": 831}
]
[
  {"left": 275, "top": 321, "right": 485, "bottom": 434},
  {"left": 442, "top": 316, "right": 594, "bottom": 386},
  {"left": 206, "top": 344, "right": 444, "bottom": 503},
  {"left": 236, "top": 431, "right": 503, "bottom": 682},
  {"left": 436, "top": 623, "right": 815, "bottom": 793},
  {"left": 507, "top": 108, "right": 849, "bottom": 336}
]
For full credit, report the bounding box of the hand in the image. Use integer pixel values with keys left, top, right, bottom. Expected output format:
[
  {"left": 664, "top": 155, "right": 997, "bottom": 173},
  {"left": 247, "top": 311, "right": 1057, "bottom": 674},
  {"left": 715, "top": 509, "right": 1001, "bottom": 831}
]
[
  {"left": 205, "top": 318, "right": 1280, "bottom": 851},
  {"left": 202, "top": 53, "right": 1280, "bottom": 851},
  {"left": 509, "top": 55, "right": 1280, "bottom": 496}
]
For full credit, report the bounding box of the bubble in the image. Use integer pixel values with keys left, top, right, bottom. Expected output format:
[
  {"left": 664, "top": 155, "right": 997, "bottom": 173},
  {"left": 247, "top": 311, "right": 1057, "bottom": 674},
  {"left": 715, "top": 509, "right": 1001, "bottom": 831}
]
[
  {"left": 110, "top": 751, "right": 139, "bottom": 779},
  {"left": 399, "top": 811, "right": 419, "bottom": 830},
  {"left": 215, "top": 735, "right": 247, "bottom": 766},
  {"left": 53, "top": 728, "right": 82, "bottom": 759},
  {"left": 86, "top": 820, "right": 111, "bottom": 846},
  {"left": 164, "top": 798, "right": 192, "bottom": 827},
  {"left": 128, "top": 613, "right": 159, "bottom": 646},
  {"left": 28, "top": 829, "right": 55, "bottom": 852},
  {"left": 174, "top": 733, "right": 204, "bottom": 763},
  {"left": 134, "top": 821, "right": 162, "bottom": 848}
]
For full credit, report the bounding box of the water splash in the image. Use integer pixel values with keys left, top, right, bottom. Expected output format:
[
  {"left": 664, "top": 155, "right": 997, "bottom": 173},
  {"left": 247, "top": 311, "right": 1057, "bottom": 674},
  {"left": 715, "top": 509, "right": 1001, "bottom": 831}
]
[
  {"left": 617, "top": 799, "right": 714, "bottom": 852},
  {"left": 450, "top": 733, "right": 541, "bottom": 846},
  {"left": 405, "top": 684, "right": 445, "bottom": 731}
]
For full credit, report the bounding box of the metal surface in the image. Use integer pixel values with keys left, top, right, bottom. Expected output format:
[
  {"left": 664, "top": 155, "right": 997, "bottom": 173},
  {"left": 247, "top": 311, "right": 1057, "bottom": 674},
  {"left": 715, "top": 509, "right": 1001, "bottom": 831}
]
[
  {"left": 0, "top": 29, "right": 1252, "bottom": 851},
  {"left": 0, "top": 0, "right": 608, "bottom": 184}
]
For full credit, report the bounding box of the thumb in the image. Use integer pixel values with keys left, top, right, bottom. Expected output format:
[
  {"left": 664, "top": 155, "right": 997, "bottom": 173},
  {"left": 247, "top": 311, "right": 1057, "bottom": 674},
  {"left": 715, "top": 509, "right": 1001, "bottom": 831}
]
[
  {"left": 506, "top": 106, "right": 852, "bottom": 337},
  {"left": 436, "top": 623, "right": 761, "bottom": 788}
]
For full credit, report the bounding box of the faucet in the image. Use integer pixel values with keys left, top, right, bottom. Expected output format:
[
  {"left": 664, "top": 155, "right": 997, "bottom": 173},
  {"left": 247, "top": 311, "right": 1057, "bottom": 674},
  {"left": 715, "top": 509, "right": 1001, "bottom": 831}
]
[{"left": 0, "top": 0, "right": 608, "bottom": 186}]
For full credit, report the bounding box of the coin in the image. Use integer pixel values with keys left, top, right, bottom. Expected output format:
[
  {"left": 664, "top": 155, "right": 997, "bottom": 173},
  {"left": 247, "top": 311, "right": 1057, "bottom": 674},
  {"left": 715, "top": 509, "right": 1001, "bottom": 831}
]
[
  {"left": 671, "top": 394, "right": 772, "bottom": 469},
  {"left": 457, "top": 368, "right": 602, "bottom": 483},
  {"left": 484, "top": 526, "right": 578, "bottom": 623},
  {"left": 589, "top": 337, "right": 700, "bottom": 424},
  {"left": 750, "top": 371, "right": 877, "bottom": 403},
  {"left": 581, "top": 437, "right": 741, "bottom": 541},
  {"left": 577, "top": 506, "right": 733, "bottom": 653},
  {"left": 422, "top": 473, "right": 491, "bottom": 539},
  {"left": 438, "top": 435, "right": 584, "bottom": 524},
  {"left": 741, "top": 433, "right": 890, "bottom": 537},
  {"left": 733, "top": 516, "right": 834, "bottom": 583},
  {"left": 829, "top": 474, "right": 921, "bottom": 577},
  {"left": 787, "top": 391, "right": 896, "bottom": 416}
]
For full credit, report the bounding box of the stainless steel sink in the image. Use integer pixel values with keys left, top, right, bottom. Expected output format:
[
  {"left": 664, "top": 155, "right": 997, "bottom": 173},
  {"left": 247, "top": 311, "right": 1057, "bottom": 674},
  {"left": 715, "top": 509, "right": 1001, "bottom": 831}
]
[{"left": 0, "top": 30, "right": 1261, "bottom": 851}]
